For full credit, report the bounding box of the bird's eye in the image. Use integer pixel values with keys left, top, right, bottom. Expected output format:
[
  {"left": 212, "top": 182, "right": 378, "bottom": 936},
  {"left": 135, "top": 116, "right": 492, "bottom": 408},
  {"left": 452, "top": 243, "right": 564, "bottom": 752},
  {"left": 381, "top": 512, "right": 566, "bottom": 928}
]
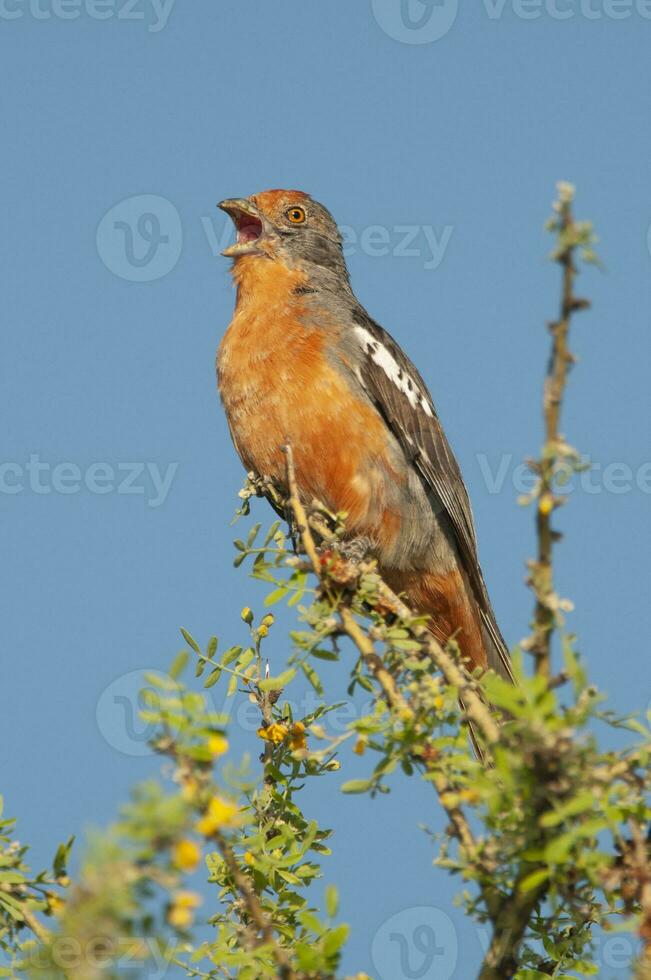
[{"left": 286, "top": 206, "right": 306, "bottom": 224}]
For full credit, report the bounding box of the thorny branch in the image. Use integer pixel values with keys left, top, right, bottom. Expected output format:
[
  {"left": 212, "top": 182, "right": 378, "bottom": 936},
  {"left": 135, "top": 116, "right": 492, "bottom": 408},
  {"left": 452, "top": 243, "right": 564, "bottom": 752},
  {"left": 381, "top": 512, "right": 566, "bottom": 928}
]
[
  {"left": 528, "top": 182, "right": 591, "bottom": 678},
  {"left": 214, "top": 833, "right": 296, "bottom": 980},
  {"left": 480, "top": 182, "right": 596, "bottom": 979}
]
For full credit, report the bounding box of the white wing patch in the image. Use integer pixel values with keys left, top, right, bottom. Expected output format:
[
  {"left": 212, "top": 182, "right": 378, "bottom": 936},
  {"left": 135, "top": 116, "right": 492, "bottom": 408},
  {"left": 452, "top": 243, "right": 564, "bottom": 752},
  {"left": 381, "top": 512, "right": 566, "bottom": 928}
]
[{"left": 354, "top": 325, "right": 434, "bottom": 417}]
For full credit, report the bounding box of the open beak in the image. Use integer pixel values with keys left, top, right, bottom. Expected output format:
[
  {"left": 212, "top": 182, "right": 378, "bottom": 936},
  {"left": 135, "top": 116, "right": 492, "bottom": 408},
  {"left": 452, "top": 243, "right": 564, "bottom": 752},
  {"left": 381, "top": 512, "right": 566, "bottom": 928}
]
[{"left": 218, "top": 198, "right": 266, "bottom": 257}]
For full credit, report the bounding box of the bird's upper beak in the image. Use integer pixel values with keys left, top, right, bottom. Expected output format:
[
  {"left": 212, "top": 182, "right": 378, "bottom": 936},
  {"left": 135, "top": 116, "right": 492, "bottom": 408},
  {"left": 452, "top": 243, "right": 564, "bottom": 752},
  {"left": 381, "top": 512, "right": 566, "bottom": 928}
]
[{"left": 218, "top": 198, "right": 267, "bottom": 257}]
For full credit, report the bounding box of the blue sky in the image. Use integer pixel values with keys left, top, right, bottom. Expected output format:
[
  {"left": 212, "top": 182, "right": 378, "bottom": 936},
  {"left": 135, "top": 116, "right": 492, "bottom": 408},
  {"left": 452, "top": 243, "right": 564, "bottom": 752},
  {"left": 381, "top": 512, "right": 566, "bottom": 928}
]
[{"left": 1, "top": 2, "right": 650, "bottom": 977}]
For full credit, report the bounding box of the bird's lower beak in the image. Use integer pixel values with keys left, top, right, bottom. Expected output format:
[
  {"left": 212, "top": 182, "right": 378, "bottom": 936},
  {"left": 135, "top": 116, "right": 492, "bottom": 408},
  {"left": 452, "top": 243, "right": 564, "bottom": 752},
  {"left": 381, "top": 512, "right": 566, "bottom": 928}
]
[{"left": 218, "top": 198, "right": 266, "bottom": 257}]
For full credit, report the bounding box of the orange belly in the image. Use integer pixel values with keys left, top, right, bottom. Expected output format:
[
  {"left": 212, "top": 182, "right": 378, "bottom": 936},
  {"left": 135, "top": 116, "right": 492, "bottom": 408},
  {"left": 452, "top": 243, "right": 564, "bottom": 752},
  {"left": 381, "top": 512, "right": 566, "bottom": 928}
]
[{"left": 217, "top": 258, "right": 403, "bottom": 539}]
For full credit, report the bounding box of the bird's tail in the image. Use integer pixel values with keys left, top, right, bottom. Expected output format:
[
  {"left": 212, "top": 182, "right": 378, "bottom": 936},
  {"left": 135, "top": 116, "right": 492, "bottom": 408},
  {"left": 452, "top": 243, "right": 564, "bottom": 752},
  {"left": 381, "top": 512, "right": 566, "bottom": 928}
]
[
  {"left": 474, "top": 567, "right": 515, "bottom": 685},
  {"left": 385, "top": 565, "right": 511, "bottom": 679},
  {"left": 383, "top": 565, "right": 512, "bottom": 761}
]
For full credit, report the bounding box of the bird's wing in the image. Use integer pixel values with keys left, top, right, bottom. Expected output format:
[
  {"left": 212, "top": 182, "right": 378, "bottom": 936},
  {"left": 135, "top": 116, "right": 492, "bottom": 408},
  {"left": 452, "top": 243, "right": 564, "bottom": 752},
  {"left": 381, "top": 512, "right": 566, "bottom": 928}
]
[{"left": 348, "top": 308, "right": 514, "bottom": 682}]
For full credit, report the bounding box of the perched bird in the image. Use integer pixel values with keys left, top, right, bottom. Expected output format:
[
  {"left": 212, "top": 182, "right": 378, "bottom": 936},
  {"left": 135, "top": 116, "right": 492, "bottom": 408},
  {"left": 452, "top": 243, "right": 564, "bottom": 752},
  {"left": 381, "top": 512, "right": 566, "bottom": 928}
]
[{"left": 217, "top": 189, "right": 513, "bottom": 682}]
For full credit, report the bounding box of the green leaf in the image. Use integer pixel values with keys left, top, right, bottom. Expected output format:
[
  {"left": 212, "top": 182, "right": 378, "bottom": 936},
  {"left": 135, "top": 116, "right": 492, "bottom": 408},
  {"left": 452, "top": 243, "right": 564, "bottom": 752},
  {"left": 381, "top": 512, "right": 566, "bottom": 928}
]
[
  {"left": 259, "top": 669, "right": 296, "bottom": 692},
  {"left": 239, "top": 648, "right": 255, "bottom": 670},
  {"left": 0, "top": 872, "right": 26, "bottom": 884},
  {"left": 264, "top": 521, "right": 281, "bottom": 545},
  {"left": 264, "top": 587, "right": 289, "bottom": 607},
  {"left": 325, "top": 884, "right": 339, "bottom": 918},
  {"left": 170, "top": 649, "right": 189, "bottom": 679},
  {"left": 180, "top": 628, "right": 201, "bottom": 655},
  {"left": 53, "top": 836, "right": 74, "bottom": 878},
  {"left": 539, "top": 792, "right": 595, "bottom": 828},
  {"left": 323, "top": 923, "right": 349, "bottom": 957},
  {"left": 299, "top": 911, "right": 324, "bottom": 936},
  {"left": 341, "top": 779, "right": 374, "bottom": 795},
  {"left": 0, "top": 893, "right": 24, "bottom": 920},
  {"left": 206, "top": 636, "right": 218, "bottom": 658},
  {"left": 222, "top": 645, "right": 243, "bottom": 666},
  {"left": 301, "top": 662, "right": 323, "bottom": 695},
  {"left": 544, "top": 832, "right": 575, "bottom": 864},
  {"left": 519, "top": 868, "right": 549, "bottom": 893},
  {"left": 277, "top": 869, "right": 301, "bottom": 885},
  {"left": 204, "top": 667, "right": 222, "bottom": 689},
  {"left": 311, "top": 649, "right": 339, "bottom": 662},
  {"left": 296, "top": 944, "right": 320, "bottom": 971},
  {"left": 482, "top": 674, "right": 527, "bottom": 715},
  {"left": 246, "top": 522, "right": 261, "bottom": 546}
]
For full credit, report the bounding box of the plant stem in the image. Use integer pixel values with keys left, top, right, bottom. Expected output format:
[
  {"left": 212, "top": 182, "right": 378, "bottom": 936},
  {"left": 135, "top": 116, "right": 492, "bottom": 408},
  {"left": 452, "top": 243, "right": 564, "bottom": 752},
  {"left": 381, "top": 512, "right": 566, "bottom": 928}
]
[{"left": 530, "top": 186, "right": 589, "bottom": 677}]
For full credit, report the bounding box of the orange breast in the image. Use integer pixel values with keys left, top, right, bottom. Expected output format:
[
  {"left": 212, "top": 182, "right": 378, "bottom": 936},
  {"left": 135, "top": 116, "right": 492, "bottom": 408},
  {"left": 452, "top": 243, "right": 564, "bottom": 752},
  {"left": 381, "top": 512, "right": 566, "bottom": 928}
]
[{"left": 217, "top": 256, "right": 401, "bottom": 537}]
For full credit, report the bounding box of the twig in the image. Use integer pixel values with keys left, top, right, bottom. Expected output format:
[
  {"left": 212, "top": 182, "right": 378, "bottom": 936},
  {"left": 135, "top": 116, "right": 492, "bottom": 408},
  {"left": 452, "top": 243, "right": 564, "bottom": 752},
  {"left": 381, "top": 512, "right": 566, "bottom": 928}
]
[
  {"left": 339, "top": 605, "right": 480, "bottom": 862},
  {"left": 478, "top": 877, "right": 548, "bottom": 980},
  {"left": 480, "top": 182, "right": 596, "bottom": 978},
  {"left": 281, "top": 444, "right": 321, "bottom": 576},
  {"left": 629, "top": 820, "right": 651, "bottom": 971},
  {"left": 20, "top": 905, "right": 50, "bottom": 945},
  {"left": 215, "top": 833, "right": 295, "bottom": 980},
  {"left": 529, "top": 183, "right": 590, "bottom": 678}
]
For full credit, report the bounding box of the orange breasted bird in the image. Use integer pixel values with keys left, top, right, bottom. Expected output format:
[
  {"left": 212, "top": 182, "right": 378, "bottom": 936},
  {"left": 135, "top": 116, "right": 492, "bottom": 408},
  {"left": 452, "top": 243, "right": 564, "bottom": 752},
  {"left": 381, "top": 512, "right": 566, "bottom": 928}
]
[{"left": 216, "top": 189, "right": 513, "bottom": 682}]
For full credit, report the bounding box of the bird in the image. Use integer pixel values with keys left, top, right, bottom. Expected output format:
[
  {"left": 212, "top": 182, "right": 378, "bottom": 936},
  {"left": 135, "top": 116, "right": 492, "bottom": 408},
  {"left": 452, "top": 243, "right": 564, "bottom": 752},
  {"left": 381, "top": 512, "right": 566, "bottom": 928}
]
[{"left": 216, "top": 189, "right": 513, "bottom": 683}]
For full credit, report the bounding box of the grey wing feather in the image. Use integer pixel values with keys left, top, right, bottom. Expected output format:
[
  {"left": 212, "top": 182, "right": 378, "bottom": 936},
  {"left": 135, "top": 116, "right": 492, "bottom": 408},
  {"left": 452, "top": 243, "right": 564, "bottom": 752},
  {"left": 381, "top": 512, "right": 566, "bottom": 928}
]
[{"left": 350, "top": 308, "right": 514, "bottom": 683}]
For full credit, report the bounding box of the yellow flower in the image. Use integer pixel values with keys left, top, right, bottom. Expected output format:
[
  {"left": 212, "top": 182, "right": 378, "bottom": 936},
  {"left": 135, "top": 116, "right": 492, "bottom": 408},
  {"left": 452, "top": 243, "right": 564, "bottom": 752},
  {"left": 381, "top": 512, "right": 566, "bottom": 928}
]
[
  {"left": 433, "top": 695, "right": 445, "bottom": 710},
  {"left": 459, "top": 788, "right": 481, "bottom": 805},
  {"left": 243, "top": 851, "right": 255, "bottom": 867},
  {"left": 168, "top": 890, "right": 201, "bottom": 930},
  {"left": 261, "top": 614, "right": 275, "bottom": 628},
  {"left": 289, "top": 721, "right": 307, "bottom": 751},
  {"left": 399, "top": 708, "right": 414, "bottom": 723},
  {"left": 440, "top": 792, "right": 460, "bottom": 808},
  {"left": 196, "top": 796, "right": 239, "bottom": 836},
  {"left": 353, "top": 739, "right": 366, "bottom": 756},
  {"left": 47, "top": 893, "right": 65, "bottom": 916},
  {"left": 539, "top": 494, "right": 554, "bottom": 516},
  {"left": 257, "top": 722, "right": 288, "bottom": 745},
  {"left": 207, "top": 734, "right": 229, "bottom": 757},
  {"left": 241, "top": 607, "right": 253, "bottom": 624},
  {"left": 257, "top": 625, "right": 269, "bottom": 638},
  {"left": 172, "top": 839, "right": 202, "bottom": 873}
]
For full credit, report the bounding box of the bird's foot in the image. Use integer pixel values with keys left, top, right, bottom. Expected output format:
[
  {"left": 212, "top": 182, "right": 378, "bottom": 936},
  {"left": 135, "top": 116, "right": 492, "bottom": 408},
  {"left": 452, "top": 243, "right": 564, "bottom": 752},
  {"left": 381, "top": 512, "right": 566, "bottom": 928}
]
[{"left": 332, "top": 535, "right": 374, "bottom": 565}]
